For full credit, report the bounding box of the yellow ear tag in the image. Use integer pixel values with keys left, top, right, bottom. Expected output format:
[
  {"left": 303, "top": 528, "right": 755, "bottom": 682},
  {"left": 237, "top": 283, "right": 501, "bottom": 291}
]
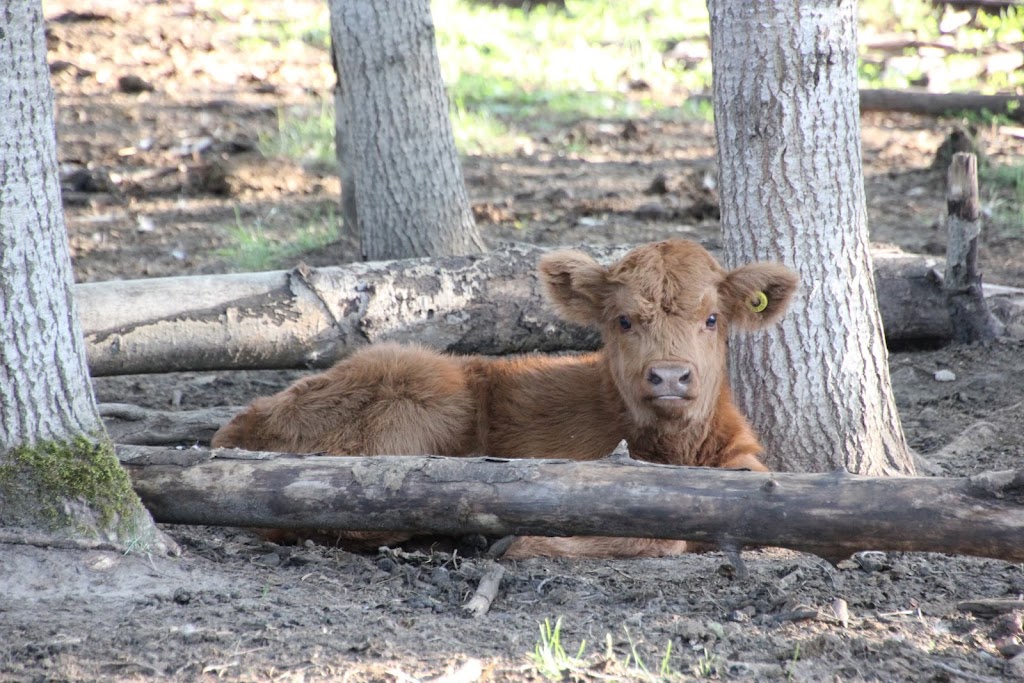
[{"left": 749, "top": 291, "right": 769, "bottom": 313}]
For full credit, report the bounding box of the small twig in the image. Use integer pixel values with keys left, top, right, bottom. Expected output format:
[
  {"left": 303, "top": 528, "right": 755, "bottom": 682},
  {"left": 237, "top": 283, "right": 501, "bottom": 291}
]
[
  {"left": 957, "top": 598, "right": 1024, "bottom": 618},
  {"left": 932, "top": 660, "right": 1004, "bottom": 683},
  {"left": 462, "top": 562, "right": 505, "bottom": 618}
]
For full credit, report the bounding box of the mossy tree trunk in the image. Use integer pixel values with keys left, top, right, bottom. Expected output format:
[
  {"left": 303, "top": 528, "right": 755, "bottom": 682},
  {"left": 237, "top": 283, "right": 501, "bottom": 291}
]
[
  {"left": 0, "top": 1, "right": 172, "bottom": 553},
  {"left": 709, "top": 0, "right": 915, "bottom": 476},
  {"left": 330, "top": 0, "right": 485, "bottom": 261}
]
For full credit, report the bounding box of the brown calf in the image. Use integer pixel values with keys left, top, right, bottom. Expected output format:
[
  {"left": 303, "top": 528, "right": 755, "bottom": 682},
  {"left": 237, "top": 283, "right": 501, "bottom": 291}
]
[{"left": 212, "top": 240, "right": 798, "bottom": 558}]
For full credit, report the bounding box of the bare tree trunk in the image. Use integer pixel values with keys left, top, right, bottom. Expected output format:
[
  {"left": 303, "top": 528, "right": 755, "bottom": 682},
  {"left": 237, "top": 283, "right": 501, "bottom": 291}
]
[
  {"left": 0, "top": 1, "right": 171, "bottom": 553},
  {"left": 117, "top": 446, "right": 1024, "bottom": 565},
  {"left": 330, "top": 0, "right": 485, "bottom": 261},
  {"left": 709, "top": 0, "right": 915, "bottom": 476}
]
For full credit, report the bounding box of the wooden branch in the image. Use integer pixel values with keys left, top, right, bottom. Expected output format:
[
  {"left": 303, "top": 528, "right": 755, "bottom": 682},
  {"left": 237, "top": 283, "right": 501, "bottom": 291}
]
[
  {"left": 76, "top": 245, "right": 1024, "bottom": 376},
  {"left": 115, "top": 445, "right": 1024, "bottom": 564},
  {"left": 944, "top": 152, "right": 1003, "bottom": 343},
  {"left": 859, "top": 89, "right": 1024, "bottom": 121},
  {"left": 462, "top": 563, "right": 505, "bottom": 617}
]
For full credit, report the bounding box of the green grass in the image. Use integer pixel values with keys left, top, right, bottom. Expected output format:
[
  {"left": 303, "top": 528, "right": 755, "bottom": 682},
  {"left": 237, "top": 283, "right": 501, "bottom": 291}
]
[
  {"left": 254, "top": 0, "right": 713, "bottom": 162},
  {"left": 259, "top": 103, "right": 336, "bottom": 166},
  {"left": 529, "top": 617, "right": 589, "bottom": 681},
  {"left": 858, "top": 0, "right": 1024, "bottom": 92},
  {"left": 528, "top": 617, "right": 687, "bottom": 682},
  {"left": 435, "top": 0, "right": 709, "bottom": 124},
  {"left": 981, "top": 160, "right": 1024, "bottom": 233},
  {"left": 217, "top": 205, "right": 341, "bottom": 271},
  {"left": 250, "top": 0, "right": 1023, "bottom": 164}
]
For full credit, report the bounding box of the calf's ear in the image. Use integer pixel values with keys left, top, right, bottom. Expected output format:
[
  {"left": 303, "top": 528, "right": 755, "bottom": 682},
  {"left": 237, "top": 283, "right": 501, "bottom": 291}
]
[
  {"left": 721, "top": 262, "right": 799, "bottom": 329},
  {"left": 538, "top": 250, "right": 610, "bottom": 327}
]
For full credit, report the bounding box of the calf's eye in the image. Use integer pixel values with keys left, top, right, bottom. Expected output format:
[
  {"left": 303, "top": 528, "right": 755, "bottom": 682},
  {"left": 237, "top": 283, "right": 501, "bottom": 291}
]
[
  {"left": 618, "top": 315, "right": 632, "bottom": 331},
  {"left": 705, "top": 314, "right": 717, "bottom": 329}
]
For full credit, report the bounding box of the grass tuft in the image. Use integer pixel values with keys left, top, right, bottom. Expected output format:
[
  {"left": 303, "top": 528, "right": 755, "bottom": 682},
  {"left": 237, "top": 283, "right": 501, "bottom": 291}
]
[
  {"left": 217, "top": 205, "right": 341, "bottom": 272},
  {"left": 529, "top": 617, "right": 687, "bottom": 681},
  {"left": 259, "top": 102, "right": 336, "bottom": 166}
]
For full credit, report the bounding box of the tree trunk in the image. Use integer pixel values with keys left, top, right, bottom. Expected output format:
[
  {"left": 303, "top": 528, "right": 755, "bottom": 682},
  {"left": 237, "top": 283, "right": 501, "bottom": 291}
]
[
  {"left": 0, "top": 1, "right": 170, "bottom": 553},
  {"left": 709, "top": 0, "right": 915, "bottom": 476},
  {"left": 117, "top": 446, "right": 1024, "bottom": 565},
  {"left": 330, "top": 0, "right": 485, "bottom": 261},
  {"left": 330, "top": 40, "right": 361, "bottom": 258},
  {"left": 75, "top": 246, "right": 1024, "bottom": 376}
]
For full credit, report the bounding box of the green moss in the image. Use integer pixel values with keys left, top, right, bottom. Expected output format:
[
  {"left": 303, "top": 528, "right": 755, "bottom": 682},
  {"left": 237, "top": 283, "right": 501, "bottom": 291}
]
[{"left": 0, "top": 435, "right": 143, "bottom": 536}]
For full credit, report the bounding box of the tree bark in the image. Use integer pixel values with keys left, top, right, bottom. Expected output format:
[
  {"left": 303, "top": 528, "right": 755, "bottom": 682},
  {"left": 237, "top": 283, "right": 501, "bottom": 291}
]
[
  {"left": 331, "top": 41, "right": 361, "bottom": 259},
  {"left": 76, "top": 246, "right": 1024, "bottom": 376},
  {"left": 330, "top": 0, "right": 485, "bottom": 260},
  {"left": 117, "top": 446, "right": 1024, "bottom": 565},
  {"left": 710, "top": 0, "right": 915, "bottom": 476},
  {"left": 944, "top": 152, "right": 1002, "bottom": 343},
  {"left": 0, "top": 1, "right": 170, "bottom": 553}
]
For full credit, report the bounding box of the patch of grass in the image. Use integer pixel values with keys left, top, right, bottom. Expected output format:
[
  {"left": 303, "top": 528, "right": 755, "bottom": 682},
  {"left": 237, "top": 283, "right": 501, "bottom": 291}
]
[
  {"left": 435, "top": 0, "right": 711, "bottom": 125},
  {"left": 692, "top": 647, "right": 720, "bottom": 678},
  {"left": 451, "top": 99, "right": 523, "bottom": 156},
  {"left": 981, "top": 160, "right": 1024, "bottom": 232},
  {"left": 259, "top": 102, "right": 336, "bottom": 166},
  {"left": 858, "top": 0, "right": 1024, "bottom": 92},
  {"left": 529, "top": 618, "right": 686, "bottom": 681},
  {"left": 785, "top": 642, "right": 802, "bottom": 682},
  {"left": 218, "top": 0, "right": 329, "bottom": 52},
  {"left": 529, "top": 617, "right": 588, "bottom": 681},
  {"left": 262, "top": 97, "right": 524, "bottom": 160},
  {"left": 251, "top": 0, "right": 1022, "bottom": 162},
  {"left": 218, "top": 205, "right": 341, "bottom": 272}
]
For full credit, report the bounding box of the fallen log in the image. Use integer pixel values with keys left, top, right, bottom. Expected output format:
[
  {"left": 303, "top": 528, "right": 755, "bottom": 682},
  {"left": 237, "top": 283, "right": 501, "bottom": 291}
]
[
  {"left": 691, "top": 90, "right": 1024, "bottom": 121},
  {"left": 859, "top": 89, "right": 1024, "bottom": 121},
  {"left": 77, "top": 245, "right": 1024, "bottom": 376},
  {"left": 116, "top": 445, "right": 1024, "bottom": 564},
  {"left": 99, "top": 403, "right": 237, "bottom": 445}
]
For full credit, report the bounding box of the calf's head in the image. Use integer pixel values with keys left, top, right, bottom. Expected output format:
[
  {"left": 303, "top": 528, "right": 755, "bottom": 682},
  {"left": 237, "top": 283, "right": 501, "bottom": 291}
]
[{"left": 539, "top": 240, "right": 798, "bottom": 427}]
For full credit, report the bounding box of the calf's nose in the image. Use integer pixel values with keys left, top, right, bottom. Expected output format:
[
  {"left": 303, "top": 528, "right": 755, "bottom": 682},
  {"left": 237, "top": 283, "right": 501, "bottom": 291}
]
[{"left": 646, "top": 363, "right": 693, "bottom": 396}]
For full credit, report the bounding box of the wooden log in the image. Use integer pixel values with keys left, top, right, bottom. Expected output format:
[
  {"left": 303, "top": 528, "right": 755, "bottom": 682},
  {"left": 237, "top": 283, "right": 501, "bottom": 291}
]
[
  {"left": 693, "top": 90, "right": 1024, "bottom": 121},
  {"left": 76, "top": 245, "right": 1024, "bottom": 376},
  {"left": 99, "top": 403, "right": 238, "bottom": 445},
  {"left": 944, "top": 152, "right": 1003, "bottom": 343},
  {"left": 859, "top": 89, "right": 1024, "bottom": 121},
  {"left": 116, "top": 445, "right": 1024, "bottom": 564},
  {"left": 78, "top": 244, "right": 609, "bottom": 377}
]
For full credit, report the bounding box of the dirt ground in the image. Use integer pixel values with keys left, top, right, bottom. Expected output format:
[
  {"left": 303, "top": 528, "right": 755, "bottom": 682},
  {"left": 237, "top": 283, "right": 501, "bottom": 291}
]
[{"left": 3, "top": 1, "right": 1024, "bottom": 681}]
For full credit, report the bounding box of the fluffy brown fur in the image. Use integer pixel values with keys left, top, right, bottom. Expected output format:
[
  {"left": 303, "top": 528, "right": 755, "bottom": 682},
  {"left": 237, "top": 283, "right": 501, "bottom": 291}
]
[{"left": 212, "top": 240, "right": 799, "bottom": 558}]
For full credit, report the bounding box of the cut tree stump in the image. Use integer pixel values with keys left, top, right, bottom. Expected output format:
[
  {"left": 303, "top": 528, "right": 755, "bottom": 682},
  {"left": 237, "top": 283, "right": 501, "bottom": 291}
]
[
  {"left": 944, "top": 152, "right": 1003, "bottom": 343},
  {"left": 77, "top": 244, "right": 1024, "bottom": 376},
  {"left": 116, "top": 445, "right": 1024, "bottom": 564}
]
